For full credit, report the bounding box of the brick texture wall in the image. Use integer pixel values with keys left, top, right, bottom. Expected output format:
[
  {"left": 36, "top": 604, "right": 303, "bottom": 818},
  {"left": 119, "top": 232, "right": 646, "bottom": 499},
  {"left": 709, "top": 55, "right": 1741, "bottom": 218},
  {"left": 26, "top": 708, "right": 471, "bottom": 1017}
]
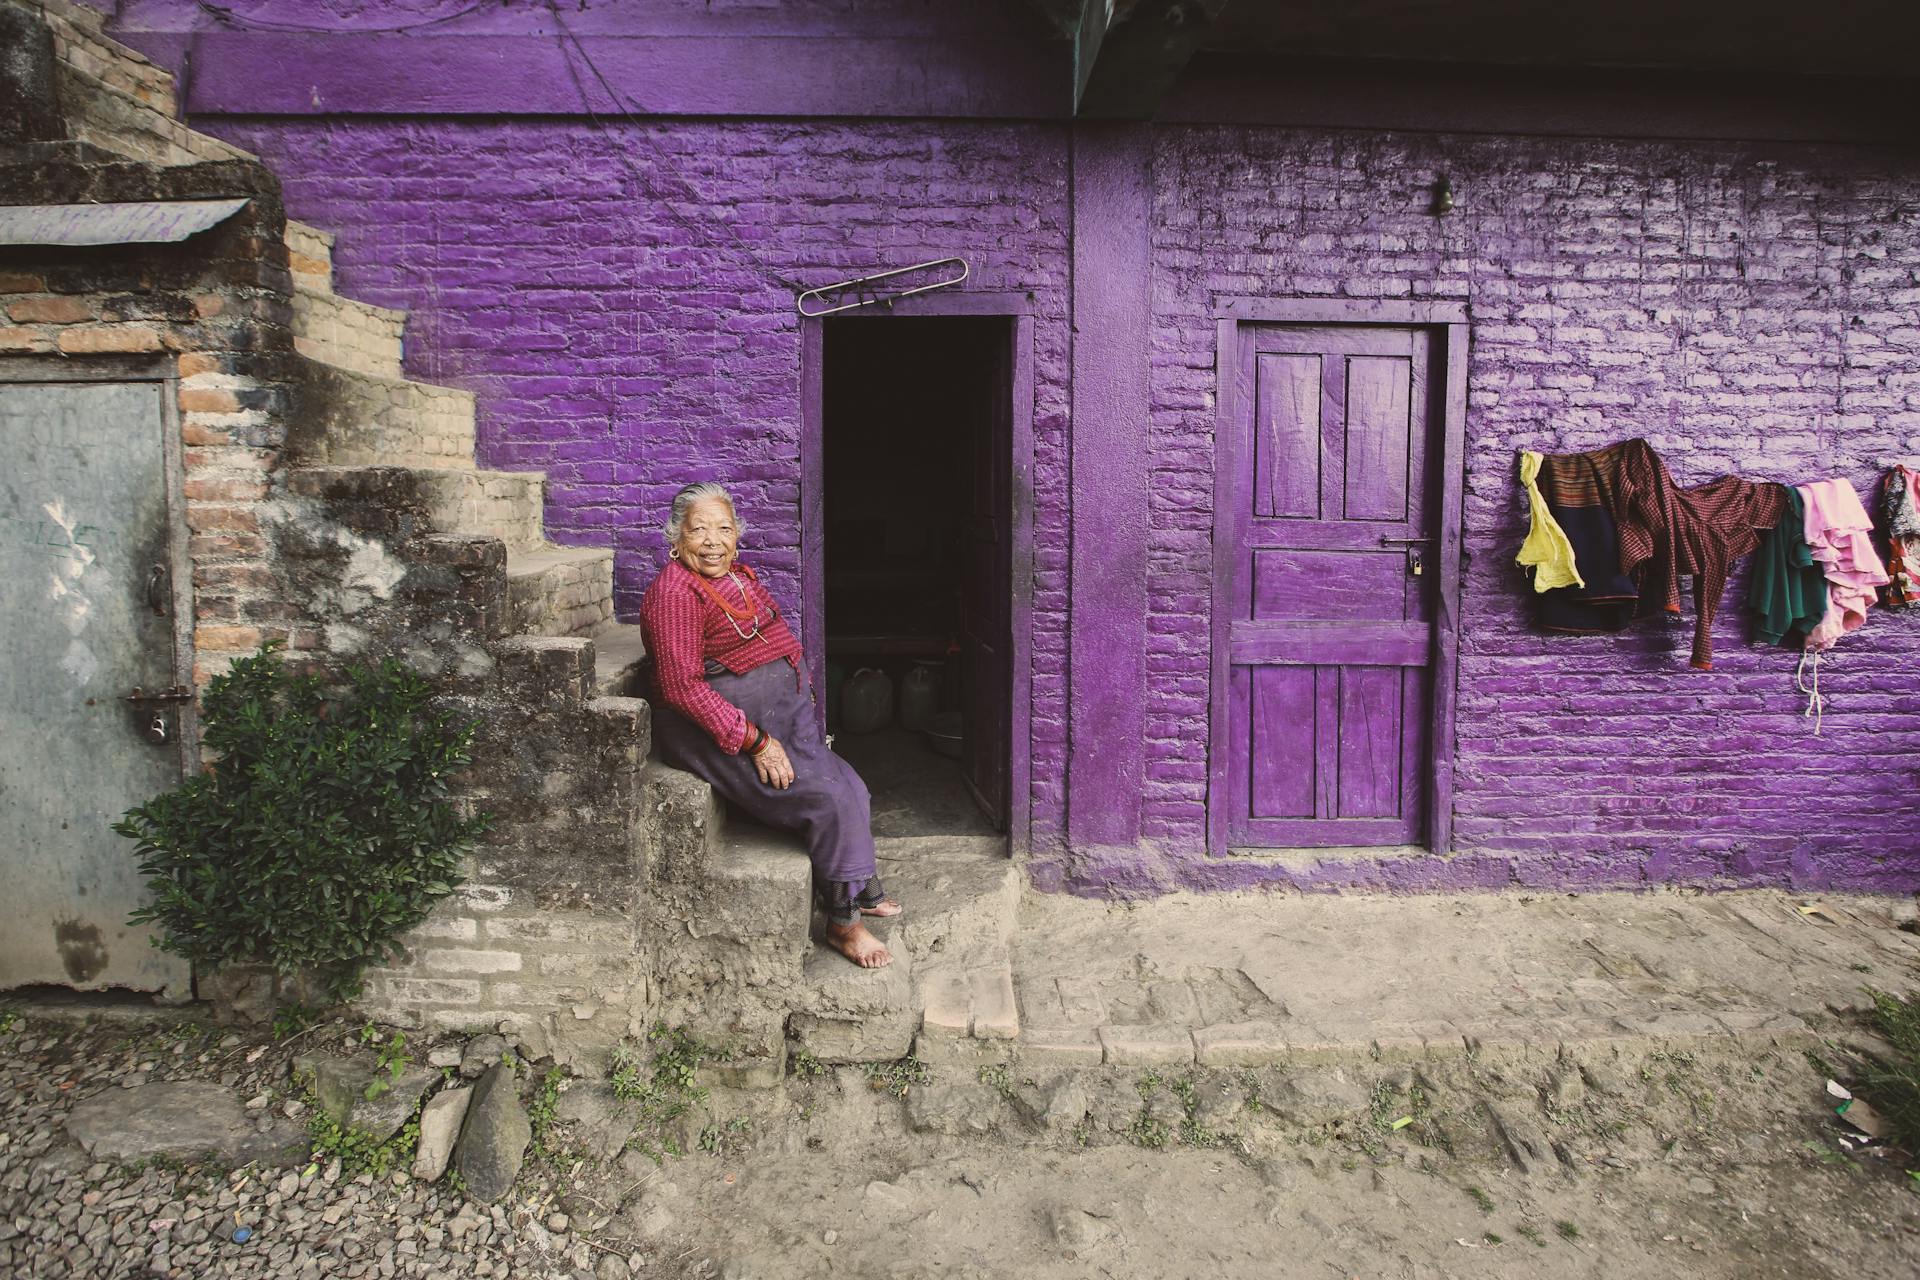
[
  {"left": 1150, "top": 128, "right": 1920, "bottom": 890},
  {"left": 205, "top": 115, "right": 1920, "bottom": 890},
  {"left": 210, "top": 117, "right": 1080, "bottom": 846}
]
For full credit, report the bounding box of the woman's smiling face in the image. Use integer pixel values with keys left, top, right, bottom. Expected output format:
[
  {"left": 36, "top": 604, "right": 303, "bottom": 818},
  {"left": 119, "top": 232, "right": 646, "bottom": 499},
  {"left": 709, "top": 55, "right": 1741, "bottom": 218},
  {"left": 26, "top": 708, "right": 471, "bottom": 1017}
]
[{"left": 676, "top": 496, "right": 740, "bottom": 578}]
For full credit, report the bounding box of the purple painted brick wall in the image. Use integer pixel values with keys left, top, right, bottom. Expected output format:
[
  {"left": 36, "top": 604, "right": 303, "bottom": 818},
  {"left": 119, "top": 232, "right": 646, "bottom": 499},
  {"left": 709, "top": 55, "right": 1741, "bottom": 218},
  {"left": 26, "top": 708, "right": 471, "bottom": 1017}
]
[
  {"left": 1143, "top": 128, "right": 1920, "bottom": 893},
  {"left": 201, "top": 112, "right": 1920, "bottom": 892},
  {"left": 210, "top": 118, "right": 1080, "bottom": 848}
]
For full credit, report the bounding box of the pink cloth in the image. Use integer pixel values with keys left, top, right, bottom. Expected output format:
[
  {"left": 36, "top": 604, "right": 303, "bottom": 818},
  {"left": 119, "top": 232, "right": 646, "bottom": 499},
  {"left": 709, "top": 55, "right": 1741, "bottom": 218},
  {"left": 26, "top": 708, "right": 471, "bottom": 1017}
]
[{"left": 1796, "top": 478, "right": 1889, "bottom": 651}]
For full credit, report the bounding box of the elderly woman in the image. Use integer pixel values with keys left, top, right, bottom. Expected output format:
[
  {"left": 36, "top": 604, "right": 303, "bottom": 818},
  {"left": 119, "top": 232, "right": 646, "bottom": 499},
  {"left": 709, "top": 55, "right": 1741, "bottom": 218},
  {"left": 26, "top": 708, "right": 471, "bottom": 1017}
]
[{"left": 639, "top": 482, "right": 899, "bottom": 968}]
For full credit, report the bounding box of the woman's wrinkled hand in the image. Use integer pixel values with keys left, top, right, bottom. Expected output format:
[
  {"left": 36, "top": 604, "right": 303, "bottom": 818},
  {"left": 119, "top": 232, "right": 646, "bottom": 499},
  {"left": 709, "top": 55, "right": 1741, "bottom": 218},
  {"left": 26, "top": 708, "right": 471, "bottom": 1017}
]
[{"left": 753, "top": 735, "right": 796, "bottom": 790}]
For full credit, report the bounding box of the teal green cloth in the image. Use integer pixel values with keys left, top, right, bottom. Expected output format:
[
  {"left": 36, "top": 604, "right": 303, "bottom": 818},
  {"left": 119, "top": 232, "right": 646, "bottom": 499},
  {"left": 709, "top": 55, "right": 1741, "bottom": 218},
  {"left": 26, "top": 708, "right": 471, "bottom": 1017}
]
[{"left": 1747, "top": 486, "right": 1826, "bottom": 645}]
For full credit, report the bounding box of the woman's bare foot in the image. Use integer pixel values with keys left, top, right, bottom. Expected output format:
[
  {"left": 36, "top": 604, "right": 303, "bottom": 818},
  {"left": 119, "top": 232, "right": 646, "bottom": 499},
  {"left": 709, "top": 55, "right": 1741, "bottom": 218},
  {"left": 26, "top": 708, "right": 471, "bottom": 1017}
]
[
  {"left": 826, "top": 919, "right": 892, "bottom": 968},
  {"left": 859, "top": 897, "right": 903, "bottom": 919}
]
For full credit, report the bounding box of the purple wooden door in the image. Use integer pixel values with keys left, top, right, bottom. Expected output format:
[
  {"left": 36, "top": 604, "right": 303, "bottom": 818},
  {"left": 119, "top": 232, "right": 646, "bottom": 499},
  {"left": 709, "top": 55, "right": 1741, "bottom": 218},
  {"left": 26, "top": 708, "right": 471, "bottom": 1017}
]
[
  {"left": 1216, "top": 324, "right": 1438, "bottom": 848},
  {"left": 961, "top": 326, "right": 1012, "bottom": 827}
]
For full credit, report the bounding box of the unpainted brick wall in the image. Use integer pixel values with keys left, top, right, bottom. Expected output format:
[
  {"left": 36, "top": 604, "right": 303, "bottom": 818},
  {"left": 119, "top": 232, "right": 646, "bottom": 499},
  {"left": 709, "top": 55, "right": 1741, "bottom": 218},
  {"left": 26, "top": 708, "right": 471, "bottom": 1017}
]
[{"left": 204, "top": 115, "right": 1920, "bottom": 889}]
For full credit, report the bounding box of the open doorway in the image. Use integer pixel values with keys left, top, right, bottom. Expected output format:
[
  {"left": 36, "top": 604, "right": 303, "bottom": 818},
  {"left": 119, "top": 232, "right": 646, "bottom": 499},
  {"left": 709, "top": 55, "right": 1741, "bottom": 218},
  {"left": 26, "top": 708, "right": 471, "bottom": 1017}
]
[{"left": 819, "top": 316, "right": 1013, "bottom": 840}]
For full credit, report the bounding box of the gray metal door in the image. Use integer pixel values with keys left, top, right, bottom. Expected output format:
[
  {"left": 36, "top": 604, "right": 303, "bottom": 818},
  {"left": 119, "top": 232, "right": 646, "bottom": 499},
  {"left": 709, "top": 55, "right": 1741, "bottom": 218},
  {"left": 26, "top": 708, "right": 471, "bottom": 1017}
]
[{"left": 1, "top": 376, "right": 192, "bottom": 994}]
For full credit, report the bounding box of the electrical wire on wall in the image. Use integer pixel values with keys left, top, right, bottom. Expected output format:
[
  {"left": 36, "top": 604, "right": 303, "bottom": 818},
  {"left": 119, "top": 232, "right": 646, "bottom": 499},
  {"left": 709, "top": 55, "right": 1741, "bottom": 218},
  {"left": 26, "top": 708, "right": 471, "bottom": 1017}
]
[{"left": 192, "top": 0, "right": 486, "bottom": 35}]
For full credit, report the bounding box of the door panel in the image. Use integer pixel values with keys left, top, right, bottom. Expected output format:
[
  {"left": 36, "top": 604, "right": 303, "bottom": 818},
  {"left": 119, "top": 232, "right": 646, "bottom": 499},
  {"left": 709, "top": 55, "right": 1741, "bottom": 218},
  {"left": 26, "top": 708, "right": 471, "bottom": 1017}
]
[
  {"left": 0, "top": 380, "right": 190, "bottom": 992},
  {"left": 1218, "top": 325, "right": 1439, "bottom": 849}
]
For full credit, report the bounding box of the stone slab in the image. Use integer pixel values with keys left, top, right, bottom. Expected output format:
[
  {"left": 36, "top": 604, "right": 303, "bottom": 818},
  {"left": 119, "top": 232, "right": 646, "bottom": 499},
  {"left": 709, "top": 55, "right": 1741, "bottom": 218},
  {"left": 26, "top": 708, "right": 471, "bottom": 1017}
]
[
  {"left": 1096, "top": 1024, "right": 1195, "bottom": 1067},
  {"left": 969, "top": 967, "right": 1019, "bottom": 1040},
  {"left": 1192, "top": 1020, "right": 1291, "bottom": 1068},
  {"left": 411, "top": 1085, "right": 471, "bottom": 1182},
  {"left": 67, "top": 1081, "right": 305, "bottom": 1167}
]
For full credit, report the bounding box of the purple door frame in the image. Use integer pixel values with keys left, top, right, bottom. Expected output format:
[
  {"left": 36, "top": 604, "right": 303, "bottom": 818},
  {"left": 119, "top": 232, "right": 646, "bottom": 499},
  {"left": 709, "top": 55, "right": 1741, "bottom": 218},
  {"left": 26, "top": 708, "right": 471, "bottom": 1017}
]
[
  {"left": 1207, "top": 297, "right": 1470, "bottom": 858},
  {"left": 799, "top": 293, "right": 1036, "bottom": 857}
]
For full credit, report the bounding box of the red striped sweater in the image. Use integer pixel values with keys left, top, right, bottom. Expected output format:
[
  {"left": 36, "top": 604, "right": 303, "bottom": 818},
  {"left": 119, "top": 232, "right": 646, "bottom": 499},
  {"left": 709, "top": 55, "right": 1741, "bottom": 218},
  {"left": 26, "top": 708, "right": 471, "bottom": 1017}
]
[{"left": 638, "top": 559, "right": 802, "bottom": 752}]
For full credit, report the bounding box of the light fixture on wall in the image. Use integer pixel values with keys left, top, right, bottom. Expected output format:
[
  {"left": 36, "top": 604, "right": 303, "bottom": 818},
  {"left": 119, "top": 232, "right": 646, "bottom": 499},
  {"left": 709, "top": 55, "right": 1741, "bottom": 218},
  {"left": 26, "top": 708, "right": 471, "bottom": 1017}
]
[{"left": 1430, "top": 176, "right": 1455, "bottom": 217}]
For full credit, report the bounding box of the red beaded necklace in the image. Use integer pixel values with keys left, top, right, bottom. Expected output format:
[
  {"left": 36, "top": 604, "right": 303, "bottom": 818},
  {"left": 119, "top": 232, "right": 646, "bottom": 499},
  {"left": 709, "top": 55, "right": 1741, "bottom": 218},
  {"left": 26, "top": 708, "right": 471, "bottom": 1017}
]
[{"left": 688, "top": 563, "right": 768, "bottom": 633}]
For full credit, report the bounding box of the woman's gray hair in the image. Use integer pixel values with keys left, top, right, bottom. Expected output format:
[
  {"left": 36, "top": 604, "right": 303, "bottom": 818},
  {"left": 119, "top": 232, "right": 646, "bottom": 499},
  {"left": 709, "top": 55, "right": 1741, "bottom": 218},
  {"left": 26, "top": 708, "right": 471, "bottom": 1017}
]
[{"left": 663, "top": 481, "right": 745, "bottom": 547}]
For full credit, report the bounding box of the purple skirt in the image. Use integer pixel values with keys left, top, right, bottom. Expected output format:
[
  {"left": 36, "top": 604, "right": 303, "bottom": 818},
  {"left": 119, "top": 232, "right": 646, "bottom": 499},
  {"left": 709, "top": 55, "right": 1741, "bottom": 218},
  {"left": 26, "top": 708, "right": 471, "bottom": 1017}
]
[{"left": 653, "top": 658, "right": 879, "bottom": 894}]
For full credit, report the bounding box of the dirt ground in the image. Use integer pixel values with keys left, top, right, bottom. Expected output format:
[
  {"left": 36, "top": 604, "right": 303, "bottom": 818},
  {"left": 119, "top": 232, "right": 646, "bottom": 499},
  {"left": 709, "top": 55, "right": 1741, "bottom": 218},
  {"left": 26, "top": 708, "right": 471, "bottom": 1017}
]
[{"left": 5, "top": 886, "right": 1920, "bottom": 1279}]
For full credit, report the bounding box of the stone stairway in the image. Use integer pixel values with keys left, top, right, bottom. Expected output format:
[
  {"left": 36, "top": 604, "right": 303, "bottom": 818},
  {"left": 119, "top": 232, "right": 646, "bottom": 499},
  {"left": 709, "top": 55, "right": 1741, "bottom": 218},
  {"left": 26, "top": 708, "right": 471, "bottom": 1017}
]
[
  {"left": 30, "top": 0, "right": 1022, "bottom": 1071},
  {"left": 280, "top": 218, "right": 638, "bottom": 659}
]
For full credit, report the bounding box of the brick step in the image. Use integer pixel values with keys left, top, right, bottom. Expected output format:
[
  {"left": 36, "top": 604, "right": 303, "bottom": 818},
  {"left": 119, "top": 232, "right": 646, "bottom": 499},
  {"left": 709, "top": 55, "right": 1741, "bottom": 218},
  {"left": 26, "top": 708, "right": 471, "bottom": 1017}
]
[
  {"left": 875, "top": 846, "right": 1023, "bottom": 1061},
  {"left": 43, "top": 0, "right": 253, "bottom": 168},
  {"left": 506, "top": 545, "right": 615, "bottom": 639},
  {"left": 44, "top": 1, "right": 178, "bottom": 116},
  {"left": 290, "top": 359, "right": 475, "bottom": 469},
  {"left": 592, "top": 622, "right": 648, "bottom": 698},
  {"left": 285, "top": 220, "right": 336, "bottom": 295},
  {"left": 292, "top": 286, "right": 406, "bottom": 380},
  {"left": 287, "top": 465, "right": 548, "bottom": 552}
]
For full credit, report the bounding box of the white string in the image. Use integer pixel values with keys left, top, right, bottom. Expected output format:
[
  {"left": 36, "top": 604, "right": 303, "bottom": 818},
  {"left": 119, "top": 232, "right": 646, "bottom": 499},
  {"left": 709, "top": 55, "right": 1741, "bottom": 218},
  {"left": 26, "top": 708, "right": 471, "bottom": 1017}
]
[{"left": 1795, "top": 647, "right": 1823, "bottom": 737}]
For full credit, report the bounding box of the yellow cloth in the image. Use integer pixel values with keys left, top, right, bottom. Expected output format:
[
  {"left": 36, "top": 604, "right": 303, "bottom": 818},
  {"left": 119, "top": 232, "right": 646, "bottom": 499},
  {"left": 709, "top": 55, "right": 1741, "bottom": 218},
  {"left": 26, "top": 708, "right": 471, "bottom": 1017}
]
[{"left": 1515, "top": 450, "right": 1585, "bottom": 592}]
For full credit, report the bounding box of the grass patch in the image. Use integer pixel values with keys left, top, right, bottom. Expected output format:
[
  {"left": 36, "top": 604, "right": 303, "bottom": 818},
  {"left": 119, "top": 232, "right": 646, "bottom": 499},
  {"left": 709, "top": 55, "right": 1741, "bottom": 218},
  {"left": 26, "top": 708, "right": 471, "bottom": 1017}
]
[
  {"left": 1554, "top": 1220, "right": 1581, "bottom": 1241},
  {"left": 527, "top": 1066, "right": 565, "bottom": 1159},
  {"left": 1515, "top": 1223, "right": 1546, "bottom": 1248},
  {"left": 977, "top": 1062, "right": 1017, "bottom": 1102},
  {"left": 1464, "top": 1185, "right": 1494, "bottom": 1214},
  {"left": 303, "top": 1099, "right": 417, "bottom": 1178},
  {"left": 862, "top": 1055, "right": 930, "bottom": 1099},
  {"left": 1855, "top": 988, "right": 1920, "bottom": 1155},
  {"left": 612, "top": 1025, "right": 714, "bottom": 1164}
]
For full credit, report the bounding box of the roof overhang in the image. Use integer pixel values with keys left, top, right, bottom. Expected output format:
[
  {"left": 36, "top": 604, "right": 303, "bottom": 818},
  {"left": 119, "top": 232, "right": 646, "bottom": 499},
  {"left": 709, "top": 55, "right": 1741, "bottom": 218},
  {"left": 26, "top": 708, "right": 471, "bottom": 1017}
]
[{"left": 0, "top": 198, "right": 250, "bottom": 247}]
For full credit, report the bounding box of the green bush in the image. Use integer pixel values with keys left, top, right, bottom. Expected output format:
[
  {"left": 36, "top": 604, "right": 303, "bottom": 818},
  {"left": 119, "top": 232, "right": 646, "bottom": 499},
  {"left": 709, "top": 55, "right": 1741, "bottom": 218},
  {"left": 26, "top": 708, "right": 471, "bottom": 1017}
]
[{"left": 115, "top": 644, "right": 489, "bottom": 1000}]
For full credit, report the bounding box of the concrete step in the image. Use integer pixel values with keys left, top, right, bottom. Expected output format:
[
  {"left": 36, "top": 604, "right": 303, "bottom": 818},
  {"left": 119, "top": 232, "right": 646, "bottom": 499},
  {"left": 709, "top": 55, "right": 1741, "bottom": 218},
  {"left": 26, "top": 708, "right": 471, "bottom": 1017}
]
[
  {"left": 877, "top": 843, "right": 1019, "bottom": 968},
  {"left": 290, "top": 359, "right": 476, "bottom": 469},
  {"left": 506, "top": 545, "right": 615, "bottom": 639},
  {"left": 286, "top": 465, "right": 547, "bottom": 551},
  {"left": 496, "top": 634, "right": 598, "bottom": 705},
  {"left": 592, "top": 622, "right": 648, "bottom": 698},
  {"left": 292, "top": 287, "right": 406, "bottom": 380},
  {"left": 285, "top": 220, "right": 335, "bottom": 294},
  {"left": 790, "top": 931, "right": 917, "bottom": 1065}
]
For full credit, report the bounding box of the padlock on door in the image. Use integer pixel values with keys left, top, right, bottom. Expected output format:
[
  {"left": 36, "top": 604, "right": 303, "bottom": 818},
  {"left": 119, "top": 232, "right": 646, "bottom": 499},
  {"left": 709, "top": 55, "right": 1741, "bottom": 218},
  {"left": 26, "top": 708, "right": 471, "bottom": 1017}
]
[{"left": 146, "top": 710, "right": 172, "bottom": 745}]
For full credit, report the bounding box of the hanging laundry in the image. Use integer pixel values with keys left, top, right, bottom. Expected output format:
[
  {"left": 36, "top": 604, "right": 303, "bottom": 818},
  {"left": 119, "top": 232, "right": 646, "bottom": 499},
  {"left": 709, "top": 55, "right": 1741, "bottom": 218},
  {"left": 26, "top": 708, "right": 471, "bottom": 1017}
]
[
  {"left": 1880, "top": 464, "right": 1920, "bottom": 608},
  {"left": 1533, "top": 439, "right": 1786, "bottom": 670},
  {"left": 1747, "top": 485, "right": 1827, "bottom": 645},
  {"left": 1531, "top": 447, "right": 1639, "bottom": 634},
  {"left": 1798, "top": 478, "right": 1889, "bottom": 652},
  {"left": 1515, "top": 450, "right": 1584, "bottom": 592}
]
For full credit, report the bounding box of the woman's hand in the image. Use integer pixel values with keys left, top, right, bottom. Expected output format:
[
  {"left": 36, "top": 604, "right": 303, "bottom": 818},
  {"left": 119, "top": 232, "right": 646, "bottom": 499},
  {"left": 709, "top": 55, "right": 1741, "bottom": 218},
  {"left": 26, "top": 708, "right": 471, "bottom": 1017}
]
[{"left": 752, "top": 735, "right": 796, "bottom": 790}]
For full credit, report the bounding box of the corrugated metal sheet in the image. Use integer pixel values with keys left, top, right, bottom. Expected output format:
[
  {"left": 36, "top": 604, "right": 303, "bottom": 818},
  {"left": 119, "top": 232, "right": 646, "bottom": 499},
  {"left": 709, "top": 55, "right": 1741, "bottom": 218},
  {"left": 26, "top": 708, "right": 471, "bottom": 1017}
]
[{"left": 0, "top": 198, "right": 249, "bottom": 246}]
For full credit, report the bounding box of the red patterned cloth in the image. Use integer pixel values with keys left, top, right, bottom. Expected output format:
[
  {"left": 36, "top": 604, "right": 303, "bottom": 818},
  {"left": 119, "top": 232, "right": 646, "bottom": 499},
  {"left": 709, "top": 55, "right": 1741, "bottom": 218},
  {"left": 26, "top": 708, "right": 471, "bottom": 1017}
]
[
  {"left": 1540, "top": 439, "right": 1787, "bottom": 670},
  {"left": 639, "top": 559, "right": 803, "bottom": 753}
]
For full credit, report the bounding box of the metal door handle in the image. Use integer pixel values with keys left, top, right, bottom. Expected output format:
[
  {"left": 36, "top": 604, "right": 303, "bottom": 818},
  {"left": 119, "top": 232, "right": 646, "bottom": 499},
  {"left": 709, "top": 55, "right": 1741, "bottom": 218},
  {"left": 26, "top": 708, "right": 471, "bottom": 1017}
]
[
  {"left": 1378, "top": 536, "right": 1433, "bottom": 546},
  {"left": 146, "top": 564, "right": 169, "bottom": 616}
]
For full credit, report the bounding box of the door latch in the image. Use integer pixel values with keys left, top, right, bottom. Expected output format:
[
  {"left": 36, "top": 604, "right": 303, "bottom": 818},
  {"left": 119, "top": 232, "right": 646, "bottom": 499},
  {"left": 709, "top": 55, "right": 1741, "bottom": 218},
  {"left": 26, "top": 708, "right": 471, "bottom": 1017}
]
[{"left": 126, "top": 685, "right": 192, "bottom": 747}]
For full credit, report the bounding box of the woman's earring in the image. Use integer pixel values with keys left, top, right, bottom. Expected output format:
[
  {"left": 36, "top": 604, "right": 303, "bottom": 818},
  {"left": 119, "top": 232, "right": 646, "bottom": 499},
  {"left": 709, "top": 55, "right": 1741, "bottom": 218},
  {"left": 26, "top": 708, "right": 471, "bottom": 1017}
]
[{"left": 668, "top": 547, "right": 680, "bottom": 560}]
